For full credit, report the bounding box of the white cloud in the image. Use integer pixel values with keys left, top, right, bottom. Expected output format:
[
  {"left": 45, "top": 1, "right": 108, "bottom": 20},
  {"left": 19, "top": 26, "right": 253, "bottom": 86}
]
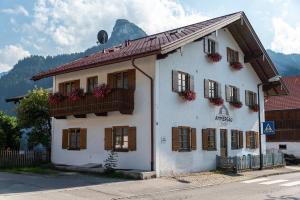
[
  {"left": 271, "top": 18, "right": 300, "bottom": 54},
  {"left": 1, "top": 5, "right": 29, "bottom": 16},
  {"left": 24, "top": 0, "right": 208, "bottom": 55},
  {"left": 0, "top": 45, "right": 30, "bottom": 73}
]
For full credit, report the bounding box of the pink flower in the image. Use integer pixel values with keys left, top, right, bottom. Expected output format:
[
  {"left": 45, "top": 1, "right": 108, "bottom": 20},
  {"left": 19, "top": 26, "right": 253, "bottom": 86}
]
[
  {"left": 209, "top": 98, "right": 224, "bottom": 106},
  {"left": 93, "top": 84, "right": 111, "bottom": 98},
  {"left": 230, "top": 62, "right": 243, "bottom": 70},
  {"left": 69, "top": 88, "right": 84, "bottom": 101},
  {"left": 182, "top": 90, "right": 196, "bottom": 101},
  {"left": 48, "top": 92, "right": 65, "bottom": 105},
  {"left": 207, "top": 53, "right": 222, "bottom": 62}
]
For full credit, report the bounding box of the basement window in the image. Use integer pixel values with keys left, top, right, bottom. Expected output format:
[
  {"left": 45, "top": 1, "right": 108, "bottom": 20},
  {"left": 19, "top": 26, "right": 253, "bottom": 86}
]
[{"left": 279, "top": 144, "right": 287, "bottom": 150}]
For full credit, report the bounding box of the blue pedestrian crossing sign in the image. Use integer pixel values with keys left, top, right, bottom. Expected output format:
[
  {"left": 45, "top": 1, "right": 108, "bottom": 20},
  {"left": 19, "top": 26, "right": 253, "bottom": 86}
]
[{"left": 263, "top": 121, "right": 275, "bottom": 135}]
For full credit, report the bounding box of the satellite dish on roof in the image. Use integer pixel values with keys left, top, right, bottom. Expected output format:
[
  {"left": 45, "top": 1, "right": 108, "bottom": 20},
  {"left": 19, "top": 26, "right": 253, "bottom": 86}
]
[{"left": 97, "top": 30, "right": 108, "bottom": 44}]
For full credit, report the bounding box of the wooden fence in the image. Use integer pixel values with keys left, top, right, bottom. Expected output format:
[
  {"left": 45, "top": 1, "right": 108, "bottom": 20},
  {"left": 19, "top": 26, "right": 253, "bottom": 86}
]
[
  {"left": 216, "top": 152, "right": 285, "bottom": 173},
  {"left": 0, "top": 150, "right": 50, "bottom": 168}
]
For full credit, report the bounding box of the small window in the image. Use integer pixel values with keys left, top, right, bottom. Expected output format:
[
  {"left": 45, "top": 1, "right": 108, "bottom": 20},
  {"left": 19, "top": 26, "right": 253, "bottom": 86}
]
[
  {"left": 202, "top": 128, "right": 216, "bottom": 151},
  {"left": 172, "top": 70, "right": 194, "bottom": 93},
  {"left": 227, "top": 48, "right": 239, "bottom": 63},
  {"left": 279, "top": 144, "right": 287, "bottom": 150},
  {"left": 116, "top": 72, "right": 129, "bottom": 89},
  {"left": 226, "top": 85, "right": 240, "bottom": 102},
  {"left": 69, "top": 128, "right": 81, "bottom": 150},
  {"left": 87, "top": 76, "right": 98, "bottom": 93},
  {"left": 204, "top": 37, "right": 217, "bottom": 54},
  {"left": 245, "top": 90, "right": 257, "bottom": 106},
  {"left": 177, "top": 72, "right": 189, "bottom": 93},
  {"left": 246, "top": 131, "right": 258, "bottom": 149},
  {"left": 113, "top": 127, "right": 129, "bottom": 151},
  {"left": 205, "top": 79, "right": 219, "bottom": 98},
  {"left": 231, "top": 130, "right": 243, "bottom": 149},
  {"left": 59, "top": 80, "right": 80, "bottom": 96},
  {"left": 178, "top": 127, "right": 190, "bottom": 151}
]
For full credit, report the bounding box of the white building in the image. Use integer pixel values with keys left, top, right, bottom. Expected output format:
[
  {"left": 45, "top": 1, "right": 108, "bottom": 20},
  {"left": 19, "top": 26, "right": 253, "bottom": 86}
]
[{"left": 32, "top": 12, "right": 287, "bottom": 176}]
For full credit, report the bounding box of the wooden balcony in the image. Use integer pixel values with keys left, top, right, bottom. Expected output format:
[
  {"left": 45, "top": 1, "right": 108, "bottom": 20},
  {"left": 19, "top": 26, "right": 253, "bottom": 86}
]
[{"left": 50, "top": 88, "right": 134, "bottom": 118}]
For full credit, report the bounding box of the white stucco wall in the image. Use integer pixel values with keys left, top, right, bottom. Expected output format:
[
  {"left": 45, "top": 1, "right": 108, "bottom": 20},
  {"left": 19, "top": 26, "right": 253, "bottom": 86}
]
[
  {"left": 267, "top": 142, "right": 300, "bottom": 158},
  {"left": 51, "top": 56, "right": 156, "bottom": 170},
  {"left": 155, "top": 28, "right": 266, "bottom": 176}
]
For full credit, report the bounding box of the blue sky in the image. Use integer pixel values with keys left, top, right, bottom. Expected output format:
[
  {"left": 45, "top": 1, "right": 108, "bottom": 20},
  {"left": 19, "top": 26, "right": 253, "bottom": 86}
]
[{"left": 0, "top": 0, "right": 300, "bottom": 73}]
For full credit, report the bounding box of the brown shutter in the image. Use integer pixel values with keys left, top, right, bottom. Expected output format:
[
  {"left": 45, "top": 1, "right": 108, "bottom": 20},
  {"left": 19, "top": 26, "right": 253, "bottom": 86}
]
[
  {"left": 217, "top": 82, "right": 222, "bottom": 98},
  {"left": 237, "top": 88, "right": 240, "bottom": 101},
  {"left": 107, "top": 73, "right": 115, "bottom": 88},
  {"left": 80, "top": 128, "right": 87, "bottom": 149},
  {"left": 172, "top": 127, "right": 179, "bottom": 151},
  {"left": 74, "top": 79, "right": 80, "bottom": 89},
  {"left": 204, "top": 79, "right": 209, "bottom": 98},
  {"left": 105, "top": 128, "right": 113, "bottom": 150},
  {"left": 191, "top": 128, "right": 197, "bottom": 150},
  {"left": 254, "top": 93, "right": 258, "bottom": 104},
  {"left": 189, "top": 74, "right": 194, "bottom": 92},
  {"left": 245, "top": 91, "right": 250, "bottom": 106},
  {"left": 172, "top": 70, "right": 179, "bottom": 92},
  {"left": 203, "top": 37, "right": 209, "bottom": 53},
  {"left": 246, "top": 131, "right": 250, "bottom": 148},
  {"left": 255, "top": 132, "right": 259, "bottom": 149},
  {"left": 202, "top": 129, "right": 208, "bottom": 150},
  {"left": 59, "top": 83, "right": 64, "bottom": 94},
  {"left": 239, "top": 131, "right": 243, "bottom": 148},
  {"left": 227, "top": 47, "right": 230, "bottom": 62},
  {"left": 127, "top": 69, "right": 136, "bottom": 91},
  {"left": 225, "top": 85, "right": 230, "bottom": 102},
  {"left": 128, "top": 127, "right": 136, "bottom": 151},
  {"left": 62, "top": 129, "right": 69, "bottom": 149}
]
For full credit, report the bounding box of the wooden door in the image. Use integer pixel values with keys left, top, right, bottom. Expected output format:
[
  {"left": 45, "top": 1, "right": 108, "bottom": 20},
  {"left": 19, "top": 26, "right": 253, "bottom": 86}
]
[{"left": 220, "top": 129, "right": 228, "bottom": 157}]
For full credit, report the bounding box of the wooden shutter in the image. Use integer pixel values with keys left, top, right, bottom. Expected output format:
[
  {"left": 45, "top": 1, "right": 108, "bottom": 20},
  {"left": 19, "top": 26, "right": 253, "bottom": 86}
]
[
  {"left": 59, "top": 83, "right": 64, "bottom": 95},
  {"left": 62, "top": 129, "right": 69, "bottom": 149},
  {"left": 191, "top": 128, "right": 196, "bottom": 150},
  {"left": 128, "top": 127, "right": 137, "bottom": 151},
  {"left": 254, "top": 93, "right": 258, "bottom": 104},
  {"left": 105, "top": 128, "right": 113, "bottom": 150},
  {"left": 227, "top": 47, "right": 230, "bottom": 62},
  {"left": 107, "top": 73, "right": 115, "bottom": 88},
  {"left": 255, "top": 132, "right": 259, "bottom": 149},
  {"left": 245, "top": 91, "right": 250, "bottom": 106},
  {"left": 127, "top": 69, "right": 136, "bottom": 91},
  {"left": 172, "top": 70, "right": 179, "bottom": 92},
  {"left": 239, "top": 131, "right": 243, "bottom": 148},
  {"left": 189, "top": 75, "right": 194, "bottom": 91},
  {"left": 203, "top": 37, "right": 209, "bottom": 53},
  {"left": 74, "top": 79, "right": 80, "bottom": 89},
  {"left": 204, "top": 79, "right": 209, "bottom": 98},
  {"left": 225, "top": 85, "right": 230, "bottom": 102},
  {"left": 217, "top": 82, "right": 222, "bottom": 98},
  {"left": 237, "top": 88, "right": 240, "bottom": 101},
  {"left": 246, "top": 131, "right": 250, "bottom": 148},
  {"left": 80, "top": 128, "right": 87, "bottom": 149},
  {"left": 202, "top": 129, "right": 209, "bottom": 150},
  {"left": 172, "top": 127, "right": 179, "bottom": 151}
]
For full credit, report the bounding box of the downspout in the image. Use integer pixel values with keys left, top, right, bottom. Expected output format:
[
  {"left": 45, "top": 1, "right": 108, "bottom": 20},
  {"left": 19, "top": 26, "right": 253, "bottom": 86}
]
[{"left": 131, "top": 58, "right": 154, "bottom": 171}]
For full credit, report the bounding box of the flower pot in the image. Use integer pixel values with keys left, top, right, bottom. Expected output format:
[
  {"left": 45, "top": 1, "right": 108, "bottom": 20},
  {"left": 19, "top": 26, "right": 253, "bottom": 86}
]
[
  {"left": 230, "top": 101, "right": 243, "bottom": 108},
  {"left": 182, "top": 91, "right": 196, "bottom": 101},
  {"left": 207, "top": 53, "right": 222, "bottom": 62},
  {"left": 209, "top": 98, "right": 224, "bottom": 106},
  {"left": 230, "top": 62, "right": 243, "bottom": 70}
]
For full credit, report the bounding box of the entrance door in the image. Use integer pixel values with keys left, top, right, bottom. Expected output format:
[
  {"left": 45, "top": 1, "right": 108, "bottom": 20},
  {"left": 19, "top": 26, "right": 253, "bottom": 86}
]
[{"left": 220, "top": 129, "right": 228, "bottom": 157}]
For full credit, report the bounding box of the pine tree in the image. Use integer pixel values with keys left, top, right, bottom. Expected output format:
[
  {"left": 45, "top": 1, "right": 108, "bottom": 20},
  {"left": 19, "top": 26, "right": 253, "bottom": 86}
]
[{"left": 104, "top": 150, "right": 118, "bottom": 173}]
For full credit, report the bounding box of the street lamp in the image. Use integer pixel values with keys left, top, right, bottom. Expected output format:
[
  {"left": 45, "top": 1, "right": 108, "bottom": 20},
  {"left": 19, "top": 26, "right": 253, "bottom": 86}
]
[{"left": 258, "top": 75, "right": 281, "bottom": 170}]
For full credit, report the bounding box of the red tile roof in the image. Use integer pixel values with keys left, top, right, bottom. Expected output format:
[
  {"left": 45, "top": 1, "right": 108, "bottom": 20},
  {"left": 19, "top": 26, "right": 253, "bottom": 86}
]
[
  {"left": 265, "top": 76, "right": 300, "bottom": 111},
  {"left": 32, "top": 12, "right": 242, "bottom": 80}
]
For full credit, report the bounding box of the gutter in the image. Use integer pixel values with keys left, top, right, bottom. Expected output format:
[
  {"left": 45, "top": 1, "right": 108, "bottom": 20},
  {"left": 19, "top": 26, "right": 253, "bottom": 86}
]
[{"left": 131, "top": 58, "right": 154, "bottom": 171}]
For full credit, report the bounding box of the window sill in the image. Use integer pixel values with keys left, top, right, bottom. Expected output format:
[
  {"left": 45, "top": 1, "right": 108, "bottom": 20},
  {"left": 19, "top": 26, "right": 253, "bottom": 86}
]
[
  {"left": 113, "top": 149, "right": 129, "bottom": 152},
  {"left": 67, "top": 148, "right": 81, "bottom": 151}
]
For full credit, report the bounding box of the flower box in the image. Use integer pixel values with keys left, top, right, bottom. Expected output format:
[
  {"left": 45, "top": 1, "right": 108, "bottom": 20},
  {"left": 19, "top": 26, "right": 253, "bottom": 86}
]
[
  {"left": 230, "top": 62, "right": 243, "bottom": 70},
  {"left": 249, "top": 104, "right": 259, "bottom": 112},
  {"left": 93, "top": 83, "right": 111, "bottom": 98},
  {"left": 48, "top": 92, "right": 65, "bottom": 105},
  {"left": 230, "top": 101, "right": 243, "bottom": 108},
  {"left": 69, "top": 88, "right": 84, "bottom": 101},
  {"left": 182, "top": 90, "right": 196, "bottom": 101},
  {"left": 207, "top": 53, "right": 222, "bottom": 62},
  {"left": 209, "top": 97, "right": 224, "bottom": 106}
]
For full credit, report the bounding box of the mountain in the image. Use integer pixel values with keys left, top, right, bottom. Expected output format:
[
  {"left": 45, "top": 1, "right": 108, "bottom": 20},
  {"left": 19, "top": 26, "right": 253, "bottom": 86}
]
[
  {"left": 267, "top": 50, "right": 300, "bottom": 76},
  {"left": 0, "top": 19, "right": 147, "bottom": 114},
  {"left": 0, "top": 72, "right": 8, "bottom": 78}
]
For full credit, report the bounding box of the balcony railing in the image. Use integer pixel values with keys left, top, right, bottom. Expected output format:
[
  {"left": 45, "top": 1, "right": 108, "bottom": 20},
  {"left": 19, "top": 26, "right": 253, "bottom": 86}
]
[{"left": 50, "top": 88, "right": 134, "bottom": 118}]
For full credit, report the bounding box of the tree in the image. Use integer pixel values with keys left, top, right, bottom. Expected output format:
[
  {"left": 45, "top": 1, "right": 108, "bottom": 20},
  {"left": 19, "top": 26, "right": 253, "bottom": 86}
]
[
  {"left": 0, "top": 112, "right": 19, "bottom": 149},
  {"left": 16, "top": 88, "right": 51, "bottom": 150}
]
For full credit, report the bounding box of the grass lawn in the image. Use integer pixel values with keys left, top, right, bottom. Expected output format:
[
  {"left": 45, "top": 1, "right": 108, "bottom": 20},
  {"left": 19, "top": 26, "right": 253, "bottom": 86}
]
[{"left": 1, "top": 166, "right": 59, "bottom": 175}]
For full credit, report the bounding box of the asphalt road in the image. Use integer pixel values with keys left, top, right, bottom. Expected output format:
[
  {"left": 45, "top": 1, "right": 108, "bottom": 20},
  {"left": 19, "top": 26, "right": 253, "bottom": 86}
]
[{"left": 1, "top": 172, "right": 300, "bottom": 200}]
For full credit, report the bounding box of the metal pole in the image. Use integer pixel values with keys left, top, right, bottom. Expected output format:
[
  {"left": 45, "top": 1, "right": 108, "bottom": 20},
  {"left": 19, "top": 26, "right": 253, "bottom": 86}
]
[{"left": 258, "top": 83, "right": 263, "bottom": 170}]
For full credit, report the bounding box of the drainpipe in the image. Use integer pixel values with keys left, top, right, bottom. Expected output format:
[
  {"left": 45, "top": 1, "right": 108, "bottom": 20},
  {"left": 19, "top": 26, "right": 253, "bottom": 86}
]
[{"left": 131, "top": 58, "right": 154, "bottom": 171}]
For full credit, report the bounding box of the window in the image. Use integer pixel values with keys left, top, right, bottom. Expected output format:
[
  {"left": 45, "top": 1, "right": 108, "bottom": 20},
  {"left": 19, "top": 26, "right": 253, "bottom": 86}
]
[
  {"left": 204, "top": 79, "right": 221, "bottom": 99},
  {"left": 172, "top": 70, "right": 194, "bottom": 93},
  {"left": 246, "top": 131, "right": 259, "bottom": 149},
  {"left": 204, "top": 37, "right": 218, "bottom": 54},
  {"left": 172, "top": 127, "right": 196, "bottom": 151},
  {"left": 245, "top": 90, "right": 258, "bottom": 106},
  {"left": 113, "top": 127, "right": 129, "bottom": 151},
  {"left": 104, "top": 126, "right": 136, "bottom": 152},
  {"left": 227, "top": 48, "right": 239, "bottom": 63},
  {"left": 202, "top": 128, "right": 216, "bottom": 151},
  {"left": 59, "top": 80, "right": 80, "bottom": 96},
  {"left": 231, "top": 130, "right": 243, "bottom": 150},
  {"left": 226, "top": 85, "right": 240, "bottom": 102},
  {"left": 87, "top": 76, "right": 98, "bottom": 93},
  {"left": 279, "top": 144, "right": 287, "bottom": 150},
  {"left": 62, "top": 128, "right": 87, "bottom": 150},
  {"left": 107, "top": 69, "right": 135, "bottom": 90}
]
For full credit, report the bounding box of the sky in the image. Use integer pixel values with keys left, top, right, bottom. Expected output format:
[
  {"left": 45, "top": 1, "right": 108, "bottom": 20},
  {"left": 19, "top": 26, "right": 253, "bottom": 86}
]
[{"left": 0, "top": 0, "right": 300, "bottom": 73}]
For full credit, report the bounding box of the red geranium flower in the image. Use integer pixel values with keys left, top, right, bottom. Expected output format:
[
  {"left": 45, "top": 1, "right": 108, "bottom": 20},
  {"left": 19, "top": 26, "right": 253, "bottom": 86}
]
[
  {"left": 182, "top": 90, "right": 196, "bottom": 101},
  {"left": 93, "top": 84, "right": 111, "bottom": 98},
  {"left": 207, "top": 53, "right": 222, "bottom": 62},
  {"left": 230, "top": 62, "right": 243, "bottom": 70},
  {"left": 209, "top": 97, "right": 224, "bottom": 106},
  {"left": 230, "top": 101, "right": 243, "bottom": 108},
  {"left": 48, "top": 92, "right": 65, "bottom": 105},
  {"left": 69, "top": 88, "right": 84, "bottom": 101}
]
